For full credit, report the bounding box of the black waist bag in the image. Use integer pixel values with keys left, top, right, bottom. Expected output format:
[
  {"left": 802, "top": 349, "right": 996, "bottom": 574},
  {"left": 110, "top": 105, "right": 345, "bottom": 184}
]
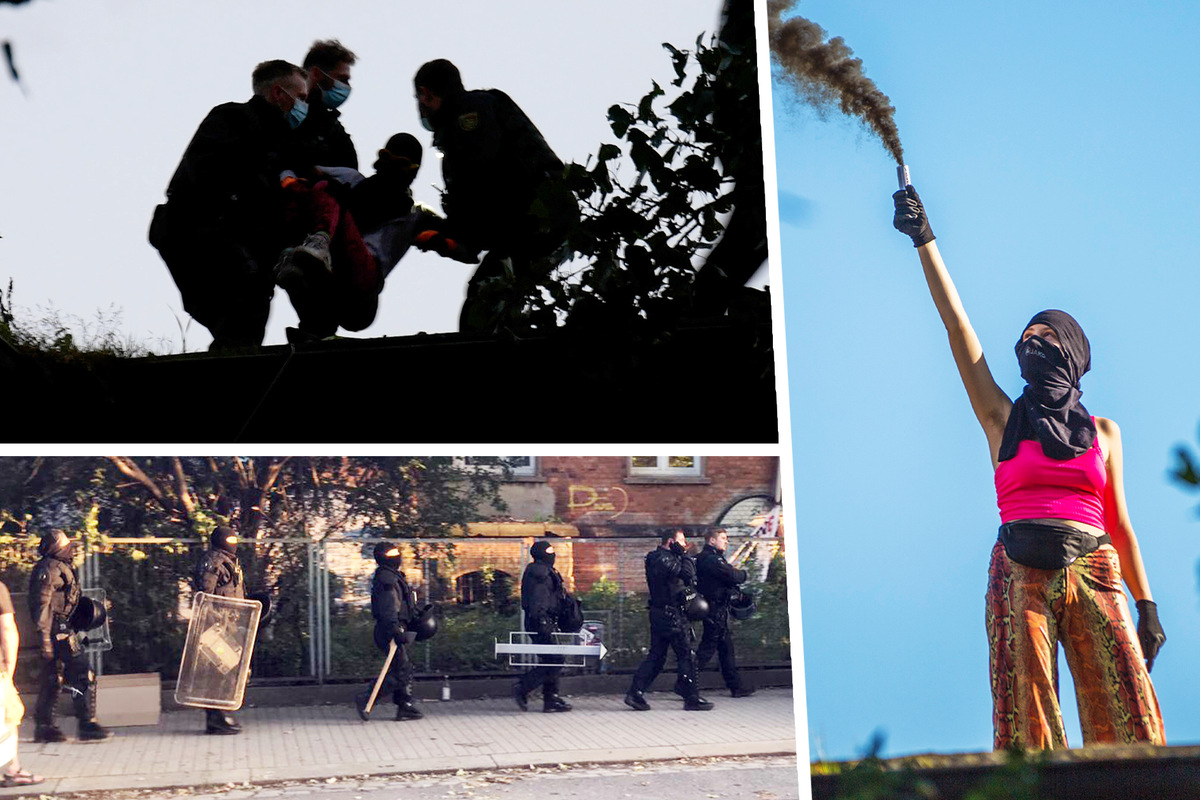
[{"left": 998, "top": 521, "right": 1111, "bottom": 570}]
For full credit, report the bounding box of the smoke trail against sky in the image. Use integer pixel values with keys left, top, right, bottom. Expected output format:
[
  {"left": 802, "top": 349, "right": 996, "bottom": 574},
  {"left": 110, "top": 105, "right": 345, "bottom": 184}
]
[{"left": 767, "top": 0, "right": 903, "bottom": 164}]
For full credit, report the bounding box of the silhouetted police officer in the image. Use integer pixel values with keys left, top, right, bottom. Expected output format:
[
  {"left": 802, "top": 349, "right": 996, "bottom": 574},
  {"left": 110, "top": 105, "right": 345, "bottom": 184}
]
[
  {"left": 512, "top": 541, "right": 572, "bottom": 713},
  {"left": 29, "top": 530, "right": 111, "bottom": 742},
  {"left": 413, "top": 58, "right": 578, "bottom": 334},
  {"left": 695, "top": 529, "right": 755, "bottom": 697},
  {"left": 624, "top": 530, "right": 712, "bottom": 712},
  {"left": 193, "top": 526, "right": 248, "bottom": 735},
  {"left": 356, "top": 542, "right": 423, "bottom": 721}
]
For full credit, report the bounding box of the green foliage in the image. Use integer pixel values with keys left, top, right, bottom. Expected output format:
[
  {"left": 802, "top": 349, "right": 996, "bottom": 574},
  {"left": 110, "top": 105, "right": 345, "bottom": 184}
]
[
  {"left": 733, "top": 551, "right": 791, "bottom": 663},
  {"left": 497, "top": 28, "right": 758, "bottom": 338},
  {"left": 0, "top": 280, "right": 161, "bottom": 361}
]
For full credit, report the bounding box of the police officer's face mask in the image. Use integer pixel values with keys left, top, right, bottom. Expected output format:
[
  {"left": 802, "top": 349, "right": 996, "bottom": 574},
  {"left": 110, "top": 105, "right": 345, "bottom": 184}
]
[{"left": 320, "top": 71, "right": 351, "bottom": 109}]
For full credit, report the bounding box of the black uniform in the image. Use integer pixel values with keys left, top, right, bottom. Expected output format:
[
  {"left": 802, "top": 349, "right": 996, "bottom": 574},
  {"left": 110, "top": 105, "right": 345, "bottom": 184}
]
[
  {"left": 626, "top": 541, "right": 706, "bottom": 708},
  {"left": 295, "top": 89, "right": 357, "bottom": 171},
  {"left": 362, "top": 543, "right": 422, "bottom": 720},
  {"left": 513, "top": 542, "right": 571, "bottom": 712},
  {"left": 29, "top": 534, "right": 109, "bottom": 741},
  {"left": 149, "top": 95, "right": 298, "bottom": 349},
  {"left": 193, "top": 528, "right": 248, "bottom": 734},
  {"left": 428, "top": 87, "right": 579, "bottom": 333},
  {"left": 695, "top": 543, "right": 750, "bottom": 693}
]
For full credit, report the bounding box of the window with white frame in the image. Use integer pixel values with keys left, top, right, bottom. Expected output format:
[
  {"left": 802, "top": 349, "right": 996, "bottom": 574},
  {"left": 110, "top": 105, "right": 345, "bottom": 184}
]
[
  {"left": 627, "top": 456, "right": 703, "bottom": 476},
  {"left": 454, "top": 457, "right": 538, "bottom": 477}
]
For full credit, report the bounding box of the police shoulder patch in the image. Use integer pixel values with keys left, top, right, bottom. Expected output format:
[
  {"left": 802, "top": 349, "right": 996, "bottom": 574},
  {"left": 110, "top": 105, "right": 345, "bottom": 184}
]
[{"left": 457, "top": 112, "right": 480, "bottom": 132}]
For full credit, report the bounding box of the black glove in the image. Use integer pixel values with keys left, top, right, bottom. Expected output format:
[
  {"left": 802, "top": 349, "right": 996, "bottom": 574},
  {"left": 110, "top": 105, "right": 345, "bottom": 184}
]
[
  {"left": 892, "top": 185, "right": 935, "bottom": 247},
  {"left": 1135, "top": 599, "right": 1165, "bottom": 672},
  {"left": 669, "top": 540, "right": 686, "bottom": 556}
]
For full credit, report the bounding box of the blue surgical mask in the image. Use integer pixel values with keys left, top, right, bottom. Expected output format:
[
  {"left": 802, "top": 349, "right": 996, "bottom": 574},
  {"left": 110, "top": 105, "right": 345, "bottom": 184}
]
[
  {"left": 420, "top": 113, "right": 434, "bottom": 132},
  {"left": 286, "top": 96, "right": 309, "bottom": 129},
  {"left": 322, "top": 79, "right": 351, "bottom": 109}
]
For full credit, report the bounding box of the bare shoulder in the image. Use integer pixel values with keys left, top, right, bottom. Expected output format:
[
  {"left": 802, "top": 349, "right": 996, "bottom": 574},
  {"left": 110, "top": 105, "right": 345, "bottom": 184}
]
[{"left": 1094, "top": 417, "right": 1121, "bottom": 438}]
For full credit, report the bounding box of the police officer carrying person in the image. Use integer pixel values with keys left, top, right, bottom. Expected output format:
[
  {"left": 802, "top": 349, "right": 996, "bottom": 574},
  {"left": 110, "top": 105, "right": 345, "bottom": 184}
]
[
  {"left": 193, "top": 526, "right": 250, "bottom": 735},
  {"left": 29, "top": 530, "right": 111, "bottom": 743},
  {"left": 695, "top": 528, "right": 755, "bottom": 697},
  {"left": 356, "top": 542, "right": 423, "bottom": 721},
  {"left": 512, "top": 541, "right": 572, "bottom": 713},
  {"left": 297, "top": 39, "right": 359, "bottom": 170},
  {"left": 624, "top": 529, "right": 712, "bottom": 712},
  {"left": 412, "top": 58, "right": 579, "bottom": 334}
]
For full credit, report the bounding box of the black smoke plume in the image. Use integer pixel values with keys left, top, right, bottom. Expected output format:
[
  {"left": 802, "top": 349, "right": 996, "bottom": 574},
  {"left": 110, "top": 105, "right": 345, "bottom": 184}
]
[{"left": 767, "top": 0, "right": 903, "bottom": 164}]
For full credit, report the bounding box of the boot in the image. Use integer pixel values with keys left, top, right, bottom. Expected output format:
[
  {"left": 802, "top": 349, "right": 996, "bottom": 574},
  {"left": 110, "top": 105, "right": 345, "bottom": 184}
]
[
  {"left": 684, "top": 695, "right": 714, "bottom": 711},
  {"left": 292, "top": 232, "right": 333, "bottom": 276},
  {"left": 34, "top": 724, "right": 66, "bottom": 743},
  {"left": 730, "top": 686, "right": 756, "bottom": 698},
  {"left": 77, "top": 719, "right": 112, "bottom": 741},
  {"left": 394, "top": 700, "right": 424, "bottom": 721},
  {"left": 205, "top": 709, "right": 241, "bottom": 736},
  {"left": 542, "top": 694, "right": 572, "bottom": 713},
  {"left": 512, "top": 681, "right": 528, "bottom": 712},
  {"left": 623, "top": 691, "right": 650, "bottom": 711},
  {"left": 354, "top": 692, "right": 371, "bottom": 721}
]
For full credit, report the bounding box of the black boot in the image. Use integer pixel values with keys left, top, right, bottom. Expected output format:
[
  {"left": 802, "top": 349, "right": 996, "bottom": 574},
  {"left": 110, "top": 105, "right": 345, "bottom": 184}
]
[
  {"left": 77, "top": 719, "right": 112, "bottom": 741},
  {"left": 512, "top": 681, "right": 528, "bottom": 712},
  {"left": 684, "top": 695, "right": 714, "bottom": 711},
  {"left": 205, "top": 709, "right": 241, "bottom": 735},
  {"left": 354, "top": 692, "right": 371, "bottom": 721},
  {"left": 34, "top": 724, "right": 66, "bottom": 743},
  {"left": 624, "top": 691, "right": 650, "bottom": 711},
  {"left": 730, "top": 686, "right": 756, "bottom": 698},
  {"left": 395, "top": 700, "right": 424, "bottom": 721},
  {"left": 542, "top": 694, "right": 572, "bottom": 713}
]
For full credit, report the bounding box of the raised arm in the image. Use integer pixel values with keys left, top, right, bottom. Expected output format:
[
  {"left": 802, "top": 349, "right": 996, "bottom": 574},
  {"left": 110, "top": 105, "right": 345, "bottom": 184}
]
[{"left": 893, "top": 187, "right": 1012, "bottom": 464}]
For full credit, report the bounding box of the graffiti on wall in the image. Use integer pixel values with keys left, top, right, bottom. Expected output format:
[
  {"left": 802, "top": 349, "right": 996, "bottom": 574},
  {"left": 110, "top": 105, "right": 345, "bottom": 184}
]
[{"left": 567, "top": 485, "right": 629, "bottom": 519}]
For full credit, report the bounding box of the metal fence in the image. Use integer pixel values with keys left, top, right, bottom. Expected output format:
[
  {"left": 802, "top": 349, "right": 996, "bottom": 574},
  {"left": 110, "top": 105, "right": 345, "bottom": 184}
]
[{"left": 15, "top": 534, "right": 789, "bottom": 687}]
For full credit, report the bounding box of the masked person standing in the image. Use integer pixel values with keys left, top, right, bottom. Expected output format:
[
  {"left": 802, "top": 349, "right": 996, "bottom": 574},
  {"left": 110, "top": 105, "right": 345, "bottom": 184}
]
[
  {"left": 624, "top": 531, "right": 712, "bottom": 712},
  {"left": 29, "top": 530, "right": 111, "bottom": 743},
  {"left": 695, "top": 529, "right": 755, "bottom": 697},
  {"left": 512, "top": 541, "right": 572, "bottom": 713},
  {"left": 193, "top": 526, "right": 248, "bottom": 735},
  {"left": 893, "top": 186, "right": 1165, "bottom": 750},
  {"left": 356, "top": 542, "right": 423, "bottom": 721}
]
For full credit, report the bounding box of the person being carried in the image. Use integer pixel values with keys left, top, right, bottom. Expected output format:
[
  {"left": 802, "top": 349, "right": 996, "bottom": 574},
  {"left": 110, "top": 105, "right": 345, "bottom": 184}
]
[{"left": 274, "top": 133, "right": 460, "bottom": 343}]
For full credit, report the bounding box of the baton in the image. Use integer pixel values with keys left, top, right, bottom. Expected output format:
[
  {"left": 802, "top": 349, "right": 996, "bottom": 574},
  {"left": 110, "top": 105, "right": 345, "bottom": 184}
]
[{"left": 363, "top": 639, "right": 398, "bottom": 718}]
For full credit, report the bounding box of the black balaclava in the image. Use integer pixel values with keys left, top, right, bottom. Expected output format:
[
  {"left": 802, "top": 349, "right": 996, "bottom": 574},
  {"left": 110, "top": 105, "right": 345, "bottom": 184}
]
[
  {"left": 998, "top": 309, "right": 1097, "bottom": 462},
  {"left": 212, "top": 526, "right": 238, "bottom": 554},
  {"left": 530, "top": 540, "right": 555, "bottom": 568},
  {"left": 374, "top": 541, "right": 403, "bottom": 569}
]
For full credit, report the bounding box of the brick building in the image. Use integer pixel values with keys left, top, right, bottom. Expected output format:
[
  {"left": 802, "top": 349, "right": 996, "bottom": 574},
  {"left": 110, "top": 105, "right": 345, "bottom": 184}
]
[{"left": 395, "top": 456, "right": 784, "bottom": 600}]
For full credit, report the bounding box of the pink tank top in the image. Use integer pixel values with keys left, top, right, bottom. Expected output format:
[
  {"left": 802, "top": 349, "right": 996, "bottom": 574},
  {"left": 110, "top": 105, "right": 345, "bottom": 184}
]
[{"left": 994, "top": 427, "right": 1106, "bottom": 528}]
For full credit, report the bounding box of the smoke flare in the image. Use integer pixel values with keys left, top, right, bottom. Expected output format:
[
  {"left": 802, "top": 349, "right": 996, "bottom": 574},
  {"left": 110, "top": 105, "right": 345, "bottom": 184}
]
[{"left": 767, "top": 0, "right": 903, "bottom": 164}]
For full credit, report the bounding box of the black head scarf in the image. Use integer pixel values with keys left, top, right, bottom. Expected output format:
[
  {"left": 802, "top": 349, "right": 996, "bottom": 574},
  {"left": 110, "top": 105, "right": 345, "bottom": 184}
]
[
  {"left": 530, "top": 540, "right": 556, "bottom": 567},
  {"left": 997, "top": 309, "right": 1097, "bottom": 462}
]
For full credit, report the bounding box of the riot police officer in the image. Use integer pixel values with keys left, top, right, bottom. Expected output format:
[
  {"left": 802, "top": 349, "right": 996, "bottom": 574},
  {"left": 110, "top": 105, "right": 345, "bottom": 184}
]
[
  {"left": 624, "top": 530, "right": 712, "bottom": 712},
  {"left": 512, "top": 541, "right": 572, "bottom": 713},
  {"left": 695, "top": 529, "right": 755, "bottom": 697},
  {"left": 29, "top": 530, "right": 111, "bottom": 742},
  {"left": 193, "top": 526, "right": 248, "bottom": 735},
  {"left": 356, "top": 542, "right": 423, "bottom": 721}
]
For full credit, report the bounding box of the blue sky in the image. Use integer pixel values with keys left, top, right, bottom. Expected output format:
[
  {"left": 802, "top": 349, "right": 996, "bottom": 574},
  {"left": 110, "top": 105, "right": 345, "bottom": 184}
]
[{"left": 774, "top": 0, "right": 1200, "bottom": 761}]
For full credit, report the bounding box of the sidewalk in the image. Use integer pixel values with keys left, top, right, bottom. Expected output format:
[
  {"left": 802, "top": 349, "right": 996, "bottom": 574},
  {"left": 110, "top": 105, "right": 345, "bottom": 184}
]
[{"left": 7, "top": 688, "right": 797, "bottom": 796}]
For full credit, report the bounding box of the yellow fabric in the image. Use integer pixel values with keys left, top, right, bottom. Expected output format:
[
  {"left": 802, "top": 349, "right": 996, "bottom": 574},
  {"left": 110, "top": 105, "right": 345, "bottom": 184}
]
[{"left": 0, "top": 672, "right": 23, "bottom": 727}]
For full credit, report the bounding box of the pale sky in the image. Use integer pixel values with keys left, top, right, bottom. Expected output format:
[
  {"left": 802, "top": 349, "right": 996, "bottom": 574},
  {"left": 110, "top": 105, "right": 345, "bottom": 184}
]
[{"left": 1, "top": 0, "right": 760, "bottom": 352}]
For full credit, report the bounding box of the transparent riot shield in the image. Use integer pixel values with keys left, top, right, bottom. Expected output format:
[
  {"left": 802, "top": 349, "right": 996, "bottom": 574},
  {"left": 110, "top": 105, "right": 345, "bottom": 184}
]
[
  {"left": 80, "top": 587, "right": 113, "bottom": 654},
  {"left": 175, "top": 593, "right": 262, "bottom": 711}
]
